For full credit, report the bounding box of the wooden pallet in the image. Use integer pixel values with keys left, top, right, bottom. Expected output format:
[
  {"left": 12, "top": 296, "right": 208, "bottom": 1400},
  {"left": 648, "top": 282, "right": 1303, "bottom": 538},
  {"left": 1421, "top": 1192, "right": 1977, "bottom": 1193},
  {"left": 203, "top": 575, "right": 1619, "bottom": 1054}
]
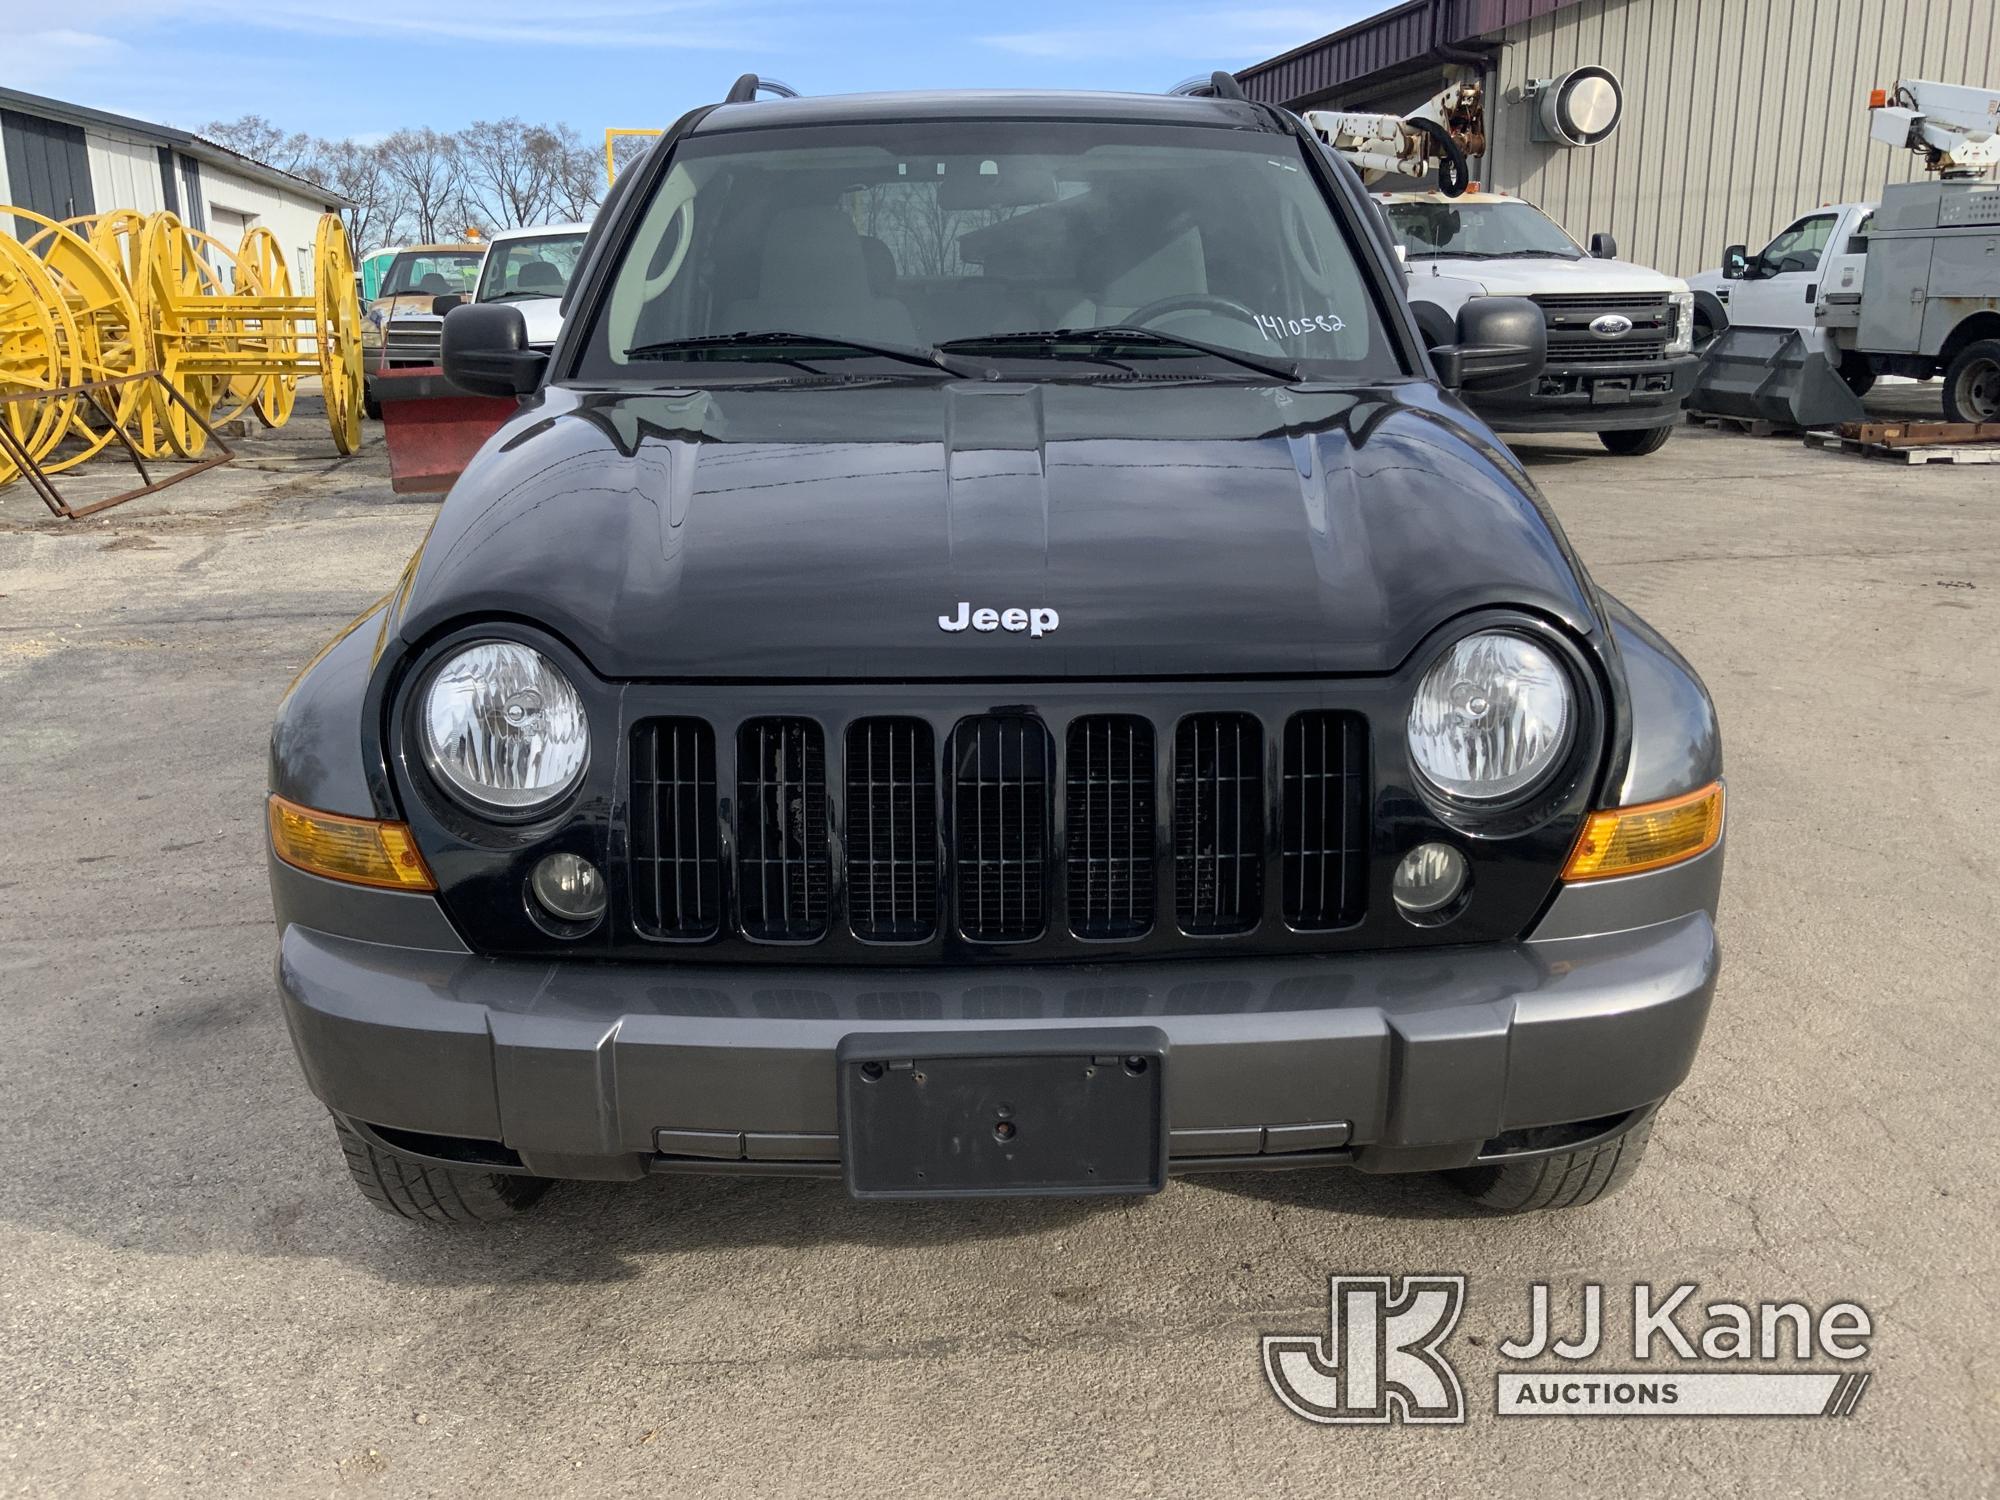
[
  {"left": 1805, "top": 431, "right": 2000, "bottom": 464},
  {"left": 1840, "top": 419, "right": 2000, "bottom": 448},
  {"left": 1685, "top": 411, "right": 1798, "bottom": 437}
]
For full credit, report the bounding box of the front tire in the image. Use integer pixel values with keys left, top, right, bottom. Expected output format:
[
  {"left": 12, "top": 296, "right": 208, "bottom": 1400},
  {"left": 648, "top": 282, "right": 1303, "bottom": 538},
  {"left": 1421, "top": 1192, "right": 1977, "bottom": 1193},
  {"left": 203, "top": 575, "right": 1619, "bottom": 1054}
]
[
  {"left": 1942, "top": 338, "right": 2000, "bottom": 424},
  {"left": 333, "top": 1117, "right": 551, "bottom": 1224},
  {"left": 1445, "top": 1115, "right": 1653, "bottom": 1213},
  {"left": 1839, "top": 353, "right": 1877, "bottom": 398},
  {"left": 1598, "top": 425, "right": 1674, "bottom": 456}
]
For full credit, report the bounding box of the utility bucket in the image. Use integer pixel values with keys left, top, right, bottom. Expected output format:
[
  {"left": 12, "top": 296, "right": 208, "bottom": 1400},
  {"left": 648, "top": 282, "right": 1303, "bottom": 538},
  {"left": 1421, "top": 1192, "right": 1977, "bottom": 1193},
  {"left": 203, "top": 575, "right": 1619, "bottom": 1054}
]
[{"left": 1687, "top": 326, "right": 1866, "bottom": 432}]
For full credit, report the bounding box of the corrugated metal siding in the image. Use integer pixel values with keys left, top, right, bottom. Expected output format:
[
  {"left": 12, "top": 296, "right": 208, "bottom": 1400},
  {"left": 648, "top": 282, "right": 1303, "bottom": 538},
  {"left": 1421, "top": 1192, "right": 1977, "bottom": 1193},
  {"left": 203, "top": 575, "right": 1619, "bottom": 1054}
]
[
  {"left": 84, "top": 128, "right": 168, "bottom": 215},
  {"left": 1485, "top": 0, "right": 2000, "bottom": 274}
]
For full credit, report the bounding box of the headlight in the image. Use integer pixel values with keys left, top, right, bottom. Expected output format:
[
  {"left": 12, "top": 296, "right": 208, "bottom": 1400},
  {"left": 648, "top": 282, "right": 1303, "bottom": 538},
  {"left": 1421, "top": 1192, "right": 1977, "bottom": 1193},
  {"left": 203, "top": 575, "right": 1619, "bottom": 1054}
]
[
  {"left": 1407, "top": 632, "right": 1573, "bottom": 804},
  {"left": 421, "top": 641, "right": 589, "bottom": 815},
  {"left": 1666, "top": 291, "right": 1695, "bottom": 355}
]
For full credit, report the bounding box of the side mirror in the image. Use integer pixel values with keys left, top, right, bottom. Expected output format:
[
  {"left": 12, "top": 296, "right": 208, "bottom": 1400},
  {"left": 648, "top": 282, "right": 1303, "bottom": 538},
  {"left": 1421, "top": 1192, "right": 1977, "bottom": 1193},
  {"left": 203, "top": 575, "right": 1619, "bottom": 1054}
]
[
  {"left": 1722, "top": 244, "right": 1748, "bottom": 279},
  {"left": 431, "top": 293, "right": 467, "bottom": 317},
  {"left": 1432, "top": 297, "right": 1546, "bottom": 393},
  {"left": 442, "top": 303, "right": 546, "bottom": 398},
  {"left": 1589, "top": 231, "right": 1618, "bottom": 259}
]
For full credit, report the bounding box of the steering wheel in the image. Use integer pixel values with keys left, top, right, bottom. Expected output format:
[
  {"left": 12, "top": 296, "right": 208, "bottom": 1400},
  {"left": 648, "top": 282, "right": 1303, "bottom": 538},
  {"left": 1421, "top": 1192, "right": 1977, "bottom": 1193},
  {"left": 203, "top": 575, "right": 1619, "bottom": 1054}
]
[{"left": 1119, "top": 292, "right": 1260, "bottom": 328}]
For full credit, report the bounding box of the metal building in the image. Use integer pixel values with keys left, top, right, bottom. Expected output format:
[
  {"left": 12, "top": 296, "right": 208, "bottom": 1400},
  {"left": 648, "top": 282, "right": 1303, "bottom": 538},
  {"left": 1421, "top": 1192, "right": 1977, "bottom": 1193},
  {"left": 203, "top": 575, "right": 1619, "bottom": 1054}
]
[
  {"left": 1238, "top": 0, "right": 2000, "bottom": 275},
  {"left": 0, "top": 85, "right": 348, "bottom": 290}
]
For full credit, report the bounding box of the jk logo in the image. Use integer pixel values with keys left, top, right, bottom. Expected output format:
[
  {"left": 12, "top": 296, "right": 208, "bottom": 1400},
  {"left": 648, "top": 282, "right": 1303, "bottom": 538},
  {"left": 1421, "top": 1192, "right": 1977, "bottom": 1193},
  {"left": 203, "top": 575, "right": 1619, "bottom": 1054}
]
[{"left": 1263, "top": 1275, "right": 1467, "bottom": 1425}]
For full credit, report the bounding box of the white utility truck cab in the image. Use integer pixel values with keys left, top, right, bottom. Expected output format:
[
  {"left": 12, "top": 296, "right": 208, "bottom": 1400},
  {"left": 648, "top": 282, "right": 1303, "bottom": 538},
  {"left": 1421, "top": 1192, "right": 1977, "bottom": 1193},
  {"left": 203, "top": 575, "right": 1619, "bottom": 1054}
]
[
  {"left": 1378, "top": 190, "right": 1699, "bottom": 456},
  {"left": 472, "top": 222, "right": 592, "bottom": 350}
]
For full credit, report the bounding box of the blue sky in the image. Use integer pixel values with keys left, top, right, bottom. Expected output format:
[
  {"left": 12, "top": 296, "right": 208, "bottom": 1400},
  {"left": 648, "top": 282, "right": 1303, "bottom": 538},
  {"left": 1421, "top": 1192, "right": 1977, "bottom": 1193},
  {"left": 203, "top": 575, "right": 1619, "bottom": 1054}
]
[{"left": 7, "top": 2, "right": 1366, "bottom": 143}]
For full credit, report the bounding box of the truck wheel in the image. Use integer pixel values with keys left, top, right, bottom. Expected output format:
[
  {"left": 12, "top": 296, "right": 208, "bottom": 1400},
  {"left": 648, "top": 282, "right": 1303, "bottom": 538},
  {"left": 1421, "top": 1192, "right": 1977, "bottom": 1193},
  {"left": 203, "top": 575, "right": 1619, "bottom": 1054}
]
[
  {"left": 1445, "top": 1116, "right": 1653, "bottom": 1213},
  {"left": 362, "top": 388, "right": 382, "bottom": 421},
  {"left": 1942, "top": 339, "right": 2000, "bottom": 424},
  {"left": 1838, "top": 354, "right": 1877, "bottom": 398},
  {"left": 333, "top": 1117, "right": 550, "bottom": 1224},
  {"left": 1598, "top": 426, "right": 1673, "bottom": 456}
]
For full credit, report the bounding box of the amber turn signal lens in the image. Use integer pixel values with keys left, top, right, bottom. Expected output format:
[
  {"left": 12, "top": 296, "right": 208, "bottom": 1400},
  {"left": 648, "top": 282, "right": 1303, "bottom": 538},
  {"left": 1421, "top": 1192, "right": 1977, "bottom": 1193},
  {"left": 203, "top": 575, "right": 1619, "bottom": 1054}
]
[
  {"left": 1562, "top": 782, "right": 1724, "bottom": 882},
  {"left": 267, "top": 795, "right": 436, "bottom": 891}
]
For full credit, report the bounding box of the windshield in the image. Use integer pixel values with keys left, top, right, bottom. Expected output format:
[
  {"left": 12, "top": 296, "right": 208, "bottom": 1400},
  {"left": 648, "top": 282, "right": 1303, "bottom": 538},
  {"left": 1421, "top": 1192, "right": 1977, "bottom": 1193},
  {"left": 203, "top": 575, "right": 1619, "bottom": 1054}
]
[
  {"left": 477, "top": 232, "right": 587, "bottom": 301},
  {"left": 1381, "top": 200, "right": 1585, "bottom": 260},
  {"left": 379, "top": 250, "right": 483, "bottom": 298},
  {"left": 578, "top": 120, "right": 1398, "bottom": 381}
]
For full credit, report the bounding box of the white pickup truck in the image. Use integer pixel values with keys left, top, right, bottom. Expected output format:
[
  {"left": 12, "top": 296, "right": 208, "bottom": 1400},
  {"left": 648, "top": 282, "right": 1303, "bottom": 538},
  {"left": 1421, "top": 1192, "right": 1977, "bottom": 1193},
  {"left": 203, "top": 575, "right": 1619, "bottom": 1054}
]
[
  {"left": 1687, "top": 187, "right": 2000, "bottom": 422},
  {"left": 1379, "top": 191, "right": 1700, "bottom": 456}
]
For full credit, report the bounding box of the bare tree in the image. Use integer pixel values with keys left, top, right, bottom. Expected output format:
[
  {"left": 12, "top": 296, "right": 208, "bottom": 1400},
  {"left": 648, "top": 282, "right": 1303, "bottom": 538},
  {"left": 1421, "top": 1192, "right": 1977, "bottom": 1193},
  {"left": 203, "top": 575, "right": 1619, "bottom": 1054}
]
[
  {"left": 379, "top": 127, "right": 468, "bottom": 243},
  {"left": 198, "top": 114, "right": 319, "bottom": 177},
  {"left": 314, "top": 139, "right": 397, "bottom": 252}
]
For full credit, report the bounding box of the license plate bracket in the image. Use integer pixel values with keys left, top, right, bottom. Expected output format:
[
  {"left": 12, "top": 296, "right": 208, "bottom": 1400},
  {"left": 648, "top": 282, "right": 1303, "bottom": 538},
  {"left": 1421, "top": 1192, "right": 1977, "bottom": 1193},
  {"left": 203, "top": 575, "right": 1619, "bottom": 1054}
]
[{"left": 838, "top": 1029, "right": 1168, "bottom": 1199}]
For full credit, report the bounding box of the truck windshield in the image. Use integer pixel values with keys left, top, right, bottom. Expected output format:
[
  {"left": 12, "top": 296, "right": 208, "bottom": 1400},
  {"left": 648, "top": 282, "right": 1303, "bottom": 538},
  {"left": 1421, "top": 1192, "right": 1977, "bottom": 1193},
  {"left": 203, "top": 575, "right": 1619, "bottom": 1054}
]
[
  {"left": 379, "top": 250, "right": 484, "bottom": 297},
  {"left": 1381, "top": 200, "right": 1585, "bottom": 261},
  {"left": 577, "top": 120, "right": 1400, "bottom": 381},
  {"left": 478, "top": 232, "right": 587, "bottom": 301}
]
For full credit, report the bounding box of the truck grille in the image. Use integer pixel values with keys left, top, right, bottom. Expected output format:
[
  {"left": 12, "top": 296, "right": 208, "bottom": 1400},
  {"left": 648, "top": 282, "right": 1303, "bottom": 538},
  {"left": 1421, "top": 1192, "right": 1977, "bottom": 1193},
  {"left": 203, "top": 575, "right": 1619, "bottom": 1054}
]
[
  {"left": 627, "top": 704, "right": 1369, "bottom": 954},
  {"left": 846, "top": 718, "right": 938, "bottom": 942},
  {"left": 1532, "top": 293, "right": 1672, "bottom": 366},
  {"left": 952, "top": 716, "right": 1051, "bottom": 942},
  {"left": 736, "top": 719, "right": 829, "bottom": 941},
  {"left": 383, "top": 318, "right": 443, "bottom": 367},
  {"left": 1281, "top": 712, "right": 1368, "bottom": 929},
  {"left": 630, "top": 719, "right": 721, "bottom": 940},
  {"left": 1174, "top": 714, "right": 1263, "bottom": 935},
  {"left": 1066, "top": 716, "right": 1155, "bottom": 940}
]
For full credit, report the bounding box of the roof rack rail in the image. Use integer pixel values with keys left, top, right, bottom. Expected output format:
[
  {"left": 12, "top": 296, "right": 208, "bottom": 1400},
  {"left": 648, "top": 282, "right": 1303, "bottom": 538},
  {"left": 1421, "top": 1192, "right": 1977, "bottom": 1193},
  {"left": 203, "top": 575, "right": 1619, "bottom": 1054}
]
[
  {"left": 724, "top": 73, "right": 801, "bottom": 104},
  {"left": 1168, "top": 71, "right": 1248, "bottom": 101}
]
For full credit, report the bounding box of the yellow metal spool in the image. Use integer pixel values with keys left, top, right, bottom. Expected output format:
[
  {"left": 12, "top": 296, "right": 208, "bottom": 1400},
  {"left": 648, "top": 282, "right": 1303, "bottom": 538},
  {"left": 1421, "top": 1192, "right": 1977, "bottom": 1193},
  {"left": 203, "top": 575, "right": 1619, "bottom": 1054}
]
[
  {"left": 135, "top": 210, "right": 365, "bottom": 458},
  {"left": 0, "top": 231, "right": 82, "bottom": 485},
  {"left": 12, "top": 208, "right": 147, "bottom": 473}
]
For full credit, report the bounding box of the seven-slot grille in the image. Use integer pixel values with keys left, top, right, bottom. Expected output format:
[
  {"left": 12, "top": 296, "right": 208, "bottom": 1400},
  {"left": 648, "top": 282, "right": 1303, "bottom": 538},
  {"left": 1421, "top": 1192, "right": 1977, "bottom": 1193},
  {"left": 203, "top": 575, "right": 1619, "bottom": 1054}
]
[
  {"left": 736, "top": 719, "right": 830, "bottom": 941},
  {"left": 1281, "top": 712, "right": 1368, "bottom": 929},
  {"left": 626, "top": 708, "right": 1369, "bottom": 950},
  {"left": 1173, "top": 714, "right": 1263, "bottom": 935},
  {"left": 384, "top": 317, "right": 444, "bottom": 368},
  {"left": 1066, "top": 717, "right": 1155, "bottom": 940},
  {"left": 846, "top": 718, "right": 938, "bottom": 942},
  {"left": 1531, "top": 292, "right": 1673, "bottom": 365},
  {"left": 630, "top": 719, "right": 721, "bottom": 940},
  {"left": 951, "top": 716, "right": 1051, "bottom": 942}
]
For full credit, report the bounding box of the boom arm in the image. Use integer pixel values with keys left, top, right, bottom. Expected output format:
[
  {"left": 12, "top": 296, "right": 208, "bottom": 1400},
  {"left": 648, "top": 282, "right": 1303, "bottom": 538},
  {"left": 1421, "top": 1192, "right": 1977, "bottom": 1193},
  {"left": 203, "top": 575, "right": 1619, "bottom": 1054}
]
[
  {"left": 1869, "top": 79, "right": 2000, "bottom": 178},
  {"left": 1302, "top": 83, "right": 1487, "bottom": 198}
]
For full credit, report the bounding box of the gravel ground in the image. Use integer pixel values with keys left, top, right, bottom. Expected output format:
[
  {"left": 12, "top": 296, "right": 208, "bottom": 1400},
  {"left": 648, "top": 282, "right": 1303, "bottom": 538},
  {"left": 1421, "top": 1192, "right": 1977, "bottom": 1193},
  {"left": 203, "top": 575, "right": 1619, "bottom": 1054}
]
[{"left": 1, "top": 390, "right": 1994, "bottom": 1497}]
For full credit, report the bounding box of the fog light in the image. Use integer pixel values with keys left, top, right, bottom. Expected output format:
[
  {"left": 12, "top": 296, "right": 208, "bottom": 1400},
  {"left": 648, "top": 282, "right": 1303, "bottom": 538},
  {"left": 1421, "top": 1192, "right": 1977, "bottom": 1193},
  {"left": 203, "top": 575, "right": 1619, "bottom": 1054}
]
[
  {"left": 530, "top": 853, "right": 606, "bottom": 923},
  {"left": 1393, "top": 842, "right": 1467, "bottom": 917}
]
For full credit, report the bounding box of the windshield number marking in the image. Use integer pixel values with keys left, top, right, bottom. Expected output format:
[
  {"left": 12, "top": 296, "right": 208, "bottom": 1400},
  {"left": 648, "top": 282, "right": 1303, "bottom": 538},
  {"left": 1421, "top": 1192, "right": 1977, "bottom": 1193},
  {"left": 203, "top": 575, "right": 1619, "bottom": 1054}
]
[{"left": 1254, "top": 311, "right": 1347, "bottom": 343}]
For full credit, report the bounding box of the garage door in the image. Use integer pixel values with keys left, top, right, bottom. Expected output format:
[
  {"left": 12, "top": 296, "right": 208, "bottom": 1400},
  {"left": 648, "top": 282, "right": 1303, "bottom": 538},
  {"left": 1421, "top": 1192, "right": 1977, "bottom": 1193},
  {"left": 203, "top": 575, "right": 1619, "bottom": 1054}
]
[{"left": 3, "top": 110, "right": 96, "bottom": 238}]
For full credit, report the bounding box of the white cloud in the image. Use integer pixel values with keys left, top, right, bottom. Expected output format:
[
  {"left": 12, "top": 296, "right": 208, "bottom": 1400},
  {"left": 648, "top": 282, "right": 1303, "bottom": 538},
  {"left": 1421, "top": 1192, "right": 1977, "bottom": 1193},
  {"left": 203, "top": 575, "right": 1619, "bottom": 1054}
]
[{"left": 982, "top": 6, "right": 1340, "bottom": 63}]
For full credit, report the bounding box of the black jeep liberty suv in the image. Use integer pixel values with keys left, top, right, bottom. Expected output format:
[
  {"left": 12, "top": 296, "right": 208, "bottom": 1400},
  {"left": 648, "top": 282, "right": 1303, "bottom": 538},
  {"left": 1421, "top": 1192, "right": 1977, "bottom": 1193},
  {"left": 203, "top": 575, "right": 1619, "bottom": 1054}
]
[{"left": 267, "top": 75, "right": 1723, "bottom": 1222}]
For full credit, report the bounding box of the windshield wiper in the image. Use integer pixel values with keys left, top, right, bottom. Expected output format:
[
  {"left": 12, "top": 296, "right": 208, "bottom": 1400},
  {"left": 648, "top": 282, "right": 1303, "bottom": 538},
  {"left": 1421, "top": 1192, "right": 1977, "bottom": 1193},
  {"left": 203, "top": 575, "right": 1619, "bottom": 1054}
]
[
  {"left": 485, "top": 289, "right": 559, "bottom": 301},
  {"left": 624, "top": 330, "right": 988, "bottom": 378},
  {"left": 1506, "top": 250, "right": 1586, "bottom": 260},
  {"left": 940, "top": 327, "right": 1300, "bottom": 382}
]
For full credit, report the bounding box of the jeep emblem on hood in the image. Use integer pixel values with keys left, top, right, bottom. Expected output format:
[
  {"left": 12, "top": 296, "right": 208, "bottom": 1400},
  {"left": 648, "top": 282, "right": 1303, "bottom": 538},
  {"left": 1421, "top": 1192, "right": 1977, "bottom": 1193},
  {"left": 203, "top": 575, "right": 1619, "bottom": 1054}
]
[
  {"left": 939, "top": 603, "right": 1060, "bottom": 637},
  {"left": 1589, "top": 313, "right": 1635, "bottom": 338}
]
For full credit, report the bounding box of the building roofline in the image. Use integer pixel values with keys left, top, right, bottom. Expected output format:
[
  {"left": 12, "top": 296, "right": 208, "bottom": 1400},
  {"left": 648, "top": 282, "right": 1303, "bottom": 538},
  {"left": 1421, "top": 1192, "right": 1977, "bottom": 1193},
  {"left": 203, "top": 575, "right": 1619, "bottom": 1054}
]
[
  {"left": 1235, "top": 0, "right": 1588, "bottom": 108},
  {"left": 0, "top": 84, "right": 353, "bottom": 209}
]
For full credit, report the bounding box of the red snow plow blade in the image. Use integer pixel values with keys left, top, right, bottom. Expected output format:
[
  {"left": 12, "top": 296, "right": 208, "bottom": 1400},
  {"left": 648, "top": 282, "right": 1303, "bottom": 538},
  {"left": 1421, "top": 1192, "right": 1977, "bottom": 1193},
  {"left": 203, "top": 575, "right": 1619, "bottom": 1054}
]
[{"left": 374, "top": 369, "right": 516, "bottom": 493}]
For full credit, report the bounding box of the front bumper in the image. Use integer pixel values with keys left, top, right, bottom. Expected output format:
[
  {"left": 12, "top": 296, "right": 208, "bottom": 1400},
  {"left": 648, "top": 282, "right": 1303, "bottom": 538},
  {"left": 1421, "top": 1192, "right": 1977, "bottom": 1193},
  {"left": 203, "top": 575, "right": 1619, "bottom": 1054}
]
[
  {"left": 1472, "top": 353, "right": 1701, "bottom": 433},
  {"left": 275, "top": 859, "right": 1721, "bottom": 1184}
]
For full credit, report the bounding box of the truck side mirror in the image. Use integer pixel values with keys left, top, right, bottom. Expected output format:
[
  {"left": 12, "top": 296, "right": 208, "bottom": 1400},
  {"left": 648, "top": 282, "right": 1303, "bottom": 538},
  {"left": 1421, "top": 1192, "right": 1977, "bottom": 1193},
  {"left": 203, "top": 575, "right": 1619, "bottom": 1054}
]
[
  {"left": 1589, "top": 231, "right": 1618, "bottom": 259},
  {"left": 432, "top": 293, "right": 468, "bottom": 317},
  {"left": 1722, "top": 244, "right": 1748, "bottom": 279},
  {"left": 441, "top": 303, "right": 546, "bottom": 398},
  {"left": 1433, "top": 297, "right": 1546, "bottom": 393}
]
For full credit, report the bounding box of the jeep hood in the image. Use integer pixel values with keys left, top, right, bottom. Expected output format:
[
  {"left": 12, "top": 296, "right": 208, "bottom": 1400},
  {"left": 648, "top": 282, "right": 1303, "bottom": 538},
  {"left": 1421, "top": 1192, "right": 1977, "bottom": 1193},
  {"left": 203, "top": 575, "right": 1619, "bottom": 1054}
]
[
  {"left": 1409, "top": 256, "right": 1688, "bottom": 298},
  {"left": 394, "top": 380, "right": 1602, "bottom": 680}
]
